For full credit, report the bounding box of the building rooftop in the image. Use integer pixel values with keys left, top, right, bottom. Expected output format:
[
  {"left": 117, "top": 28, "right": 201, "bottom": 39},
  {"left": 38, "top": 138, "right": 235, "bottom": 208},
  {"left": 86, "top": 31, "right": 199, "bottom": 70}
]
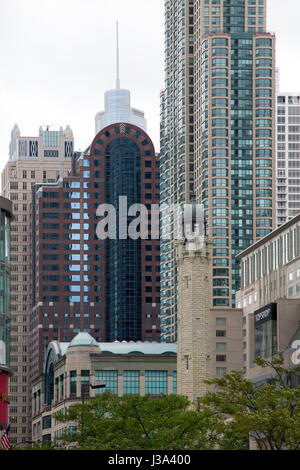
[
  {"left": 44, "top": 333, "right": 177, "bottom": 373},
  {"left": 97, "top": 341, "right": 177, "bottom": 356},
  {"left": 68, "top": 332, "right": 99, "bottom": 348},
  {"left": 237, "top": 212, "right": 300, "bottom": 260}
]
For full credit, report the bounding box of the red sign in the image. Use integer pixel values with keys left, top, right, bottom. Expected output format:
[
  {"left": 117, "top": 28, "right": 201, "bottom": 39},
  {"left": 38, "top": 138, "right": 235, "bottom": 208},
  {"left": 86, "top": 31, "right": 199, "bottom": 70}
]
[{"left": 0, "top": 370, "right": 9, "bottom": 426}]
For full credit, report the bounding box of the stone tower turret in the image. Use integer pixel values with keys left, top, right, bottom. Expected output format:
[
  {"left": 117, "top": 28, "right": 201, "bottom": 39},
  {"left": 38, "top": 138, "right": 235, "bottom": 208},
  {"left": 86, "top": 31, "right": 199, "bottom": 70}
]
[{"left": 175, "top": 205, "right": 212, "bottom": 403}]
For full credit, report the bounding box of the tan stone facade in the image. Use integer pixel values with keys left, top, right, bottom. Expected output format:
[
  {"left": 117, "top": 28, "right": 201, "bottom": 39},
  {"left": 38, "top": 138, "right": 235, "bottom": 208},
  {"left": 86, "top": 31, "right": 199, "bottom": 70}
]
[
  {"left": 176, "top": 235, "right": 244, "bottom": 403},
  {"left": 1, "top": 125, "right": 73, "bottom": 445},
  {"left": 31, "top": 335, "right": 177, "bottom": 444},
  {"left": 210, "top": 307, "right": 244, "bottom": 377},
  {"left": 176, "top": 236, "right": 213, "bottom": 402}
]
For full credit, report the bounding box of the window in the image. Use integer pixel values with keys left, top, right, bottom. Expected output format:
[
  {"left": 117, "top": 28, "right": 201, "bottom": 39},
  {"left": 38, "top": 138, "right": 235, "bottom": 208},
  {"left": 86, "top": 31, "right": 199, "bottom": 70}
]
[
  {"left": 123, "top": 371, "right": 140, "bottom": 394},
  {"left": 212, "top": 38, "right": 228, "bottom": 47},
  {"left": 60, "top": 374, "right": 64, "bottom": 398},
  {"left": 81, "top": 370, "right": 90, "bottom": 395},
  {"left": 256, "top": 38, "right": 272, "bottom": 48},
  {"left": 65, "top": 141, "right": 73, "bottom": 158},
  {"left": 29, "top": 140, "right": 39, "bottom": 157},
  {"left": 216, "top": 330, "right": 226, "bottom": 337},
  {"left": 216, "top": 355, "right": 227, "bottom": 362},
  {"left": 255, "top": 319, "right": 277, "bottom": 358},
  {"left": 69, "top": 426, "right": 77, "bottom": 436},
  {"left": 42, "top": 415, "right": 51, "bottom": 430},
  {"left": 95, "top": 370, "right": 118, "bottom": 395},
  {"left": 172, "top": 371, "right": 177, "bottom": 394},
  {"left": 44, "top": 150, "right": 59, "bottom": 158},
  {"left": 70, "top": 371, "right": 77, "bottom": 395},
  {"left": 55, "top": 377, "right": 59, "bottom": 401},
  {"left": 145, "top": 370, "right": 168, "bottom": 395}
]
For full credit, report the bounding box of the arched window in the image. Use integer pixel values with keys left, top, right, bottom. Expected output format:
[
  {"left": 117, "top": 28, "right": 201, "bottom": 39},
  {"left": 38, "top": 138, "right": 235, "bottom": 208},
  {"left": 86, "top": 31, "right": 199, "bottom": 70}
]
[{"left": 44, "top": 348, "right": 56, "bottom": 405}]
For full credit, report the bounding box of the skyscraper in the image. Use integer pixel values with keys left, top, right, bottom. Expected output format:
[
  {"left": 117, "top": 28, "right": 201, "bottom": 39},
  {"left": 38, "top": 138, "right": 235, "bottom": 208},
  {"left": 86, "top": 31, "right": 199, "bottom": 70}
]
[
  {"left": 1, "top": 125, "right": 73, "bottom": 445},
  {"left": 276, "top": 91, "right": 300, "bottom": 227},
  {"left": 160, "top": 0, "right": 276, "bottom": 342},
  {"left": 31, "top": 122, "right": 161, "bottom": 378},
  {"left": 95, "top": 23, "right": 147, "bottom": 133}
]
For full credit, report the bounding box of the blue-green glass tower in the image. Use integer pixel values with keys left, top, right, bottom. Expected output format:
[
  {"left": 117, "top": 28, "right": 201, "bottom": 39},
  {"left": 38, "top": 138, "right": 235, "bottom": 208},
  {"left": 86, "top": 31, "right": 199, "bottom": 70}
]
[{"left": 160, "top": 0, "right": 275, "bottom": 341}]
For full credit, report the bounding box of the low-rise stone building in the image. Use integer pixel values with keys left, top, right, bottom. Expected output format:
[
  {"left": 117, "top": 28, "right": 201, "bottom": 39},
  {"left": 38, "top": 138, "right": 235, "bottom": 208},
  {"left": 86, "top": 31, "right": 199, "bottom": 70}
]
[{"left": 31, "top": 332, "right": 177, "bottom": 444}]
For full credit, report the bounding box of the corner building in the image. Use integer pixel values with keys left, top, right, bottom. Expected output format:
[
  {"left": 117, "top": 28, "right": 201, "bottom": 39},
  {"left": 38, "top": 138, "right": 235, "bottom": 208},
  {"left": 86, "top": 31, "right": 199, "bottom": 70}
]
[
  {"left": 31, "top": 123, "right": 161, "bottom": 379},
  {"left": 31, "top": 333, "right": 177, "bottom": 445},
  {"left": 236, "top": 213, "right": 300, "bottom": 374},
  {"left": 0, "top": 197, "right": 13, "bottom": 431},
  {"left": 1, "top": 125, "right": 73, "bottom": 445},
  {"left": 160, "top": 0, "right": 276, "bottom": 341}
]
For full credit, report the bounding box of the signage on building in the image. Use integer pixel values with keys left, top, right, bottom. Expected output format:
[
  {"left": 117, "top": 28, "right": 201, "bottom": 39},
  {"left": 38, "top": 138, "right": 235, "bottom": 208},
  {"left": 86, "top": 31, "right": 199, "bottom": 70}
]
[
  {"left": 0, "top": 370, "right": 9, "bottom": 425},
  {"left": 0, "top": 392, "right": 10, "bottom": 404},
  {"left": 254, "top": 303, "right": 277, "bottom": 327}
]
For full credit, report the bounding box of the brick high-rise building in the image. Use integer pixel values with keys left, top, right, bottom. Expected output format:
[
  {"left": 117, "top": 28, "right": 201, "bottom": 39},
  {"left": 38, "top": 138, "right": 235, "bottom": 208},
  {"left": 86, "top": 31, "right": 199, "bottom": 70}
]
[
  {"left": 1, "top": 124, "right": 73, "bottom": 445},
  {"left": 160, "top": 0, "right": 276, "bottom": 341},
  {"left": 31, "top": 122, "right": 161, "bottom": 379}
]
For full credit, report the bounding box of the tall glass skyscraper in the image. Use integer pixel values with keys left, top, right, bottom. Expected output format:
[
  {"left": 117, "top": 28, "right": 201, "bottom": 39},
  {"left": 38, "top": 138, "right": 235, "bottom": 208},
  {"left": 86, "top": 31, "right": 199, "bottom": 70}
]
[{"left": 160, "top": 0, "right": 276, "bottom": 341}]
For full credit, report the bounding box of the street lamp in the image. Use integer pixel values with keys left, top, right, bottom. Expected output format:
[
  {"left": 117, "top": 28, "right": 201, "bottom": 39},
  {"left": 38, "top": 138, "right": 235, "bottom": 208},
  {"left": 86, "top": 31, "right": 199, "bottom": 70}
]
[
  {"left": 80, "top": 381, "right": 106, "bottom": 434},
  {"left": 89, "top": 382, "right": 105, "bottom": 390},
  {"left": 81, "top": 381, "right": 105, "bottom": 404}
]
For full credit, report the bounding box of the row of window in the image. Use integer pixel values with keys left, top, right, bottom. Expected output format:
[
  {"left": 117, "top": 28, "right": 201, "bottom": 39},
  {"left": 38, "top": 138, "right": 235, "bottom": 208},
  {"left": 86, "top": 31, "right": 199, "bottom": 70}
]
[
  {"left": 242, "top": 224, "right": 300, "bottom": 288},
  {"left": 41, "top": 296, "right": 160, "bottom": 304},
  {"left": 68, "top": 370, "right": 178, "bottom": 396}
]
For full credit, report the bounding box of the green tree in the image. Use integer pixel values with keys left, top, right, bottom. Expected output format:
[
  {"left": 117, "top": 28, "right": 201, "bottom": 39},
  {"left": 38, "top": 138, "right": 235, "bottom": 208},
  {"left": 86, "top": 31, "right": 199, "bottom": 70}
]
[
  {"left": 199, "top": 354, "right": 300, "bottom": 450},
  {"left": 23, "top": 355, "right": 300, "bottom": 451},
  {"left": 9, "top": 440, "right": 57, "bottom": 451},
  {"left": 54, "top": 392, "right": 221, "bottom": 450}
]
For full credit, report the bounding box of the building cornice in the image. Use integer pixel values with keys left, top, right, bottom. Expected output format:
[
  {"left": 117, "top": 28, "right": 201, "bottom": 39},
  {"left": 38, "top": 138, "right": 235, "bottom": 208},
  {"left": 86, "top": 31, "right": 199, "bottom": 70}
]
[{"left": 238, "top": 213, "right": 300, "bottom": 259}]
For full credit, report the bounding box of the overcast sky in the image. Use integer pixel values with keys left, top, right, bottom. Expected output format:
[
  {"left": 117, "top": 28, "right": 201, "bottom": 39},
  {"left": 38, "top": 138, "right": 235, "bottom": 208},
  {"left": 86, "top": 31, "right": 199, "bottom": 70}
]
[{"left": 0, "top": 0, "right": 299, "bottom": 177}]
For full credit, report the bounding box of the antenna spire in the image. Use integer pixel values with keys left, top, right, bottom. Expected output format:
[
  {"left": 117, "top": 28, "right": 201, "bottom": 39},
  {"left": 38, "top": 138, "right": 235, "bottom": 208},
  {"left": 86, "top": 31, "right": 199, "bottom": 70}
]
[{"left": 116, "top": 21, "right": 120, "bottom": 89}]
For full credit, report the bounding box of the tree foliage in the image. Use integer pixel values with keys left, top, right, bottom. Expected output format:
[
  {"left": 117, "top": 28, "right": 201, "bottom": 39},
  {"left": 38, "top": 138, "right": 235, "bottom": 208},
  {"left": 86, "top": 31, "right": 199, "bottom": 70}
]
[
  {"left": 22, "top": 354, "right": 300, "bottom": 451},
  {"left": 54, "top": 392, "right": 222, "bottom": 450},
  {"left": 199, "top": 354, "right": 300, "bottom": 450},
  {"left": 10, "top": 441, "right": 57, "bottom": 451}
]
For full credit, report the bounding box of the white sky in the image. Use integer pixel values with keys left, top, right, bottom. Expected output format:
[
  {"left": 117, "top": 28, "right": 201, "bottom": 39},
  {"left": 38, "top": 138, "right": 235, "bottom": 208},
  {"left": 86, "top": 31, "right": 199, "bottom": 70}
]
[{"left": 0, "top": 0, "right": 299, "bottom": 176}]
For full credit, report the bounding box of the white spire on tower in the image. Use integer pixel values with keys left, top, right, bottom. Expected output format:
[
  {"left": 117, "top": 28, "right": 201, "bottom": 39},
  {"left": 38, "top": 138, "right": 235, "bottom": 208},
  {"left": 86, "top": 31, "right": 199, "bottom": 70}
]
[
  {"left": 116, "top": 21, "right": 120, "bottom": 90},
  {"left": 94, "top": 22, "right": 147, "bottom": 133}
]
